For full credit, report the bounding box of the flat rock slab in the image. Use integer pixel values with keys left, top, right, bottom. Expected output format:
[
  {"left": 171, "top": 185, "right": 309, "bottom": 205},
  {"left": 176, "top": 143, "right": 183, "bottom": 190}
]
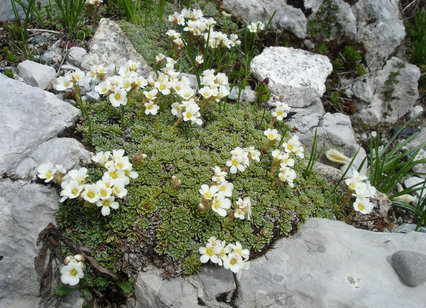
[
  {"left": 235, "top": 218, "right": 426, "bottom": 308},
  {"left": 0, "top": 179, "right": 59, "bottom": 308},
  {"left": 81, "top": 18, "right": 151, "bottom": 76},
  {"left": 250, "top": 47, "right": 332, "bottom": 108},
  {"left": 0, "top": 74, "right": 80, "bottom": 177}
]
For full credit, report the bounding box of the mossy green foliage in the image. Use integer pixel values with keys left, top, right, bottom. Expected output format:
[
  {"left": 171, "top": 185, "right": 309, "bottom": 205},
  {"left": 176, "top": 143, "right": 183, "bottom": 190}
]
[
  {"left": 56, "top": 92, "right": 342, "bottom": 277},
  {"left": 307, "top": 0, "right": 339, "bottom": 40}
]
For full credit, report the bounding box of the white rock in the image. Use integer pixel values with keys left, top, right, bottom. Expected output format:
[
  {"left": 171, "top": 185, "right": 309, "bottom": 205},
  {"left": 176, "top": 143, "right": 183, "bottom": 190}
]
[
  {"left": 404, "top": 177, "right": 425, "bottom": 197},
  {"left": 317, "top": 112, "right": 359, "bottom": 158},
  {"left": 0, "top": 179, "right": 59, "bottom": 308},
  {"left": 0, "top": 74, "right": 80, "bottom": 177},
  {"left": 222, "top": 0, "right": 307, "bottom": 38},
  {"left": 228, "top": 85, "right": 256, "bottom": 103},
  {"left": 66, "top": 46, "right": 87, "bottom": 66},
  {"left": 13, "top": 137, "right": 91, "bottom": 181},
  {"left": 250, "top": 47, "right": 332, "bottom": 108},
  {"left": 345, "top": 57, "right": 420, "bottom": 125},
  {"left": 352, "top": 0, "right": 405, "bottom": 71},
  {"left": 133, "top": 265, "right": 236, "bottom": 308},
  {"left": 81, "top": 18, "right": 152, "bottom": 76},
  {"left": 410, "top": 106, "right": 423, "bottom": 118},
  {"left": 235, "top": 218, "right": 426, "bottom": 308},
  {"left": 17, "top": 60, "right": 56, "bottom": 90}
]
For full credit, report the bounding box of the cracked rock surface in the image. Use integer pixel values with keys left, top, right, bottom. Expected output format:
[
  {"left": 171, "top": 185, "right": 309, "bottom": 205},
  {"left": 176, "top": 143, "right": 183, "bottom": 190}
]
[{"left": 0, "top": 74, "right": 90, "bottom": 307}]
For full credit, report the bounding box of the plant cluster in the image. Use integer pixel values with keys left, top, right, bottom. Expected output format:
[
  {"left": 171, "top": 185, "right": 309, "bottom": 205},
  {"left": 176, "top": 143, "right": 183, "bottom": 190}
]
[{"left": 344, "top": 170, "right": 377, "bottom": 214}]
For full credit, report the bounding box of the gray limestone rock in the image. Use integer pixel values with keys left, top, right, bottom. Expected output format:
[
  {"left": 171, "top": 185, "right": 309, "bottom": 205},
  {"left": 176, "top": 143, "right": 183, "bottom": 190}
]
[
  {"left": 0, "top": 0, "right": 48, "bottom": 21},
  {"left": 352, "top": 0, "right": 405, "bottom": 71},
  {"left": 0, "top": 74, "right": 80, "bottom": 176},
  {"left": 404, "top": 128, "right": 426, "bottom": 177},
  {"left": 13, "top": 137, "right": 91, "bottom": 181},
  {"left": 133, "top": 265, "right": 236, "bottom": 308},
  {"left": 250, "top": 47, "right": 332, "bottom": 108},
  {"left": 235, "top": 218, "right": 426, "bottom": 308},
  {"left": 393, "top": 224, "right": 426, "bottom": 234},
  {"left": 392, "top": 250, "right": 426, "bottom": 287},
  {"left": 81, "top": 18, "right": 152, "bottom": 76},
  {"left": 0, "top": 179, "right": 59, "bottom": 308},
  {"left": 222, "top": 0, "right": 307, "bottom": 39},
  {"left": 17, "top": 60, "right": 56, "bottom": 90},
  {"left": 66, "top": 46, "right": 87, "bottom": 67},
  {"left": 228, "top": 86, "right": 256, "bottom": 103}
]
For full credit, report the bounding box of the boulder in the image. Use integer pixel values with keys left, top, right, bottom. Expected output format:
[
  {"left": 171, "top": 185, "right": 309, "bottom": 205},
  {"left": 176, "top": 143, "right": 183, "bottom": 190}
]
[
  {"left": 352, "top": 0, "right": 405, "bottom": 71},
  {"left": 0, "top": 74, "right": 80, "bottom": 177},
  {"left": 81, "top": 18, "right": 152, "bottom": 76},
  {"left": 0, "top": 179, "right": 59, "bottom": 308},
  {"left": 222, "top": 0, "right": 307, "bottom": 38},
  {"left": 235, "top": 218, "right": 426, "bottom": 307},
  {"left": 344, "top": 58, "right": 420, "bottom": 125},
  {"left": 250, "top": 47, "right": 332, "bottom": 108},
  {"left": 12, "top": 137, "right": 91, "bottom": 181},
  {"left": 17, "top": 60, "right": 56, "bottom": 90},
  {"left": 0, "top": 0, "right": 48, "bottom": 21}
]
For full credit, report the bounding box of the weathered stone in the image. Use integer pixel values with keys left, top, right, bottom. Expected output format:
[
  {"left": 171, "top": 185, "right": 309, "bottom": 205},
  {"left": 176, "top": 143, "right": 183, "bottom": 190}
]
[
  {"left": 392, "top": 251, "right": 426, "bottom": 287},
  {"left": 404, "top": 177, "right": 425, "bottom": 197},
  {"left": 12, "top": 137, "right": 91, "bottom": 181},
  {"left": 228, "top": 85, "right": 256, "bottom": 103},
  {"left": 317, "top": 112, "right": 359, "bottom": 158},
  {"left": 66, "top": 46, "right": 87, "bottom": 67},
  {"left": 0, "top": 73, "right": 80, "bottom": 176},
  {"left": 81, "top": 18, "right": 151, "bottom": 76},
  {"left": 235, "top": 218, "right": 426, "bottom": 308},
  {"left": 352, "top": 0, "right": 405, "bottom": 71},
  {"left": 17, "top": 60, "right": 56, "bottom": 90},
  {"left": 393, "top": 224, "right": 426, "bottom": 234},
  {"left": 0, "top": 179, "right": 59, "bottom": 308},
  {"left": 404, "top": 128, "right": 426, "bottom": 176},
  {"left": 0, "top": 0, "right": 48, "bottom": 21},
  {"left": 250, "top": 47, "right": 332, "bottom": 108},
  {"left": 133, "top": 265, "right": 236, "bottom": 308},
  {"left": 222, "top": 0, "right": 307, "bottom": 38}
]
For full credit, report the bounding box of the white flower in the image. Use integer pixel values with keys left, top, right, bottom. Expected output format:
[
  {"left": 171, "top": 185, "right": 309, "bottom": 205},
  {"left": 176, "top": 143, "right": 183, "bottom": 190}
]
[
  {"left": 199, "top": 184, "right": 219, "bottom": 200},
  {"left": 92, "top": 151, "right": 111, "bottom": 166},
  {"left": 212, "top": 166, "right": 227, "bottom": 184},
  {"left": 195, "top": 54, "right": 204, "bottom": 65},
  {"left": 60, "top": 180, "right": 83, "bottom": 202},
  {"left": 278, "top": 167, "right": 297, "bottom": 187},
  {"left": 144, "top": 101, "right": 160, "bottom": 115},
  {"left": 264, "top": 128, "right": 281, "bottom": 142},
  {"left": 353, "top": 182, "right": 376, "bottom": 199},
  {"left": 97, "top": 180, "right": 112, "bottom": 200},
  {"left": 95, "top": 80, "right": 111, "bottom": 95},
  {"left": 272, "top": 103, "right": 291, "bottom": 121},
  {"left": 37, "top": 163, "right": 56, "bottom": 183},
  {"left": 229, "top": 242, "right": 250, "bottom": 260},
  {"left": 199, "top": 244, "right": 219, "bottom": 264},
  {"left": 96, "top": 196, "right": 119, "bottom": 216},
  {"left": 353, "top": 197, "right": 374, "bottom": 214},
  {"left": 112, "top": 182, "right": 128, "bottom": 198},
  {"left": 127, "top": 60, "right": 140, "bottom": 71},
  {"left": 217, "top": 181, "right": 233, "bottom": 197},
  {"left": 182, "top": 103, "right": 202, "bottom": 125},
  {"left": 177, "top": 87, "right": 195, "bottom": 100},
  {"left": 109, "top": 88, "right": 128, "bottom": 107},
  {"left": 60, "top": 261, "right": 84, "bottom": 286},
  {"left": 211, "top": 192, "right": 231, "bottom": 217},
  {"left": 55, "top": 76, "right": 73, "bottom": 91},
  {"left": 280, "top": 156, "right": 295, "bottom": 168},
  {"left": 282, "top": 135, "right": 301, "bottom": 154},
  {"left": 171, "top": 102, "right": 183, "bottom": 117},
  {"left": 245, "top": 146, "right": 261, "bottom": 162},
  {"left": 81, "top": 184, "right": 100, "bottom": 203},
  {"left": 155, "top": 79, "right": 171, "bottom": 95},
  {"left": 156, "top": 53, "right": 166, "bottom": 62},
  {"left": 236, "top": 197, "right": 251, "bottom": 220},
  {"left": 65, "top": 168, "right": 88, "bottom": 185},
  {"left": 223, "top": 252, "right": 244, "bottom": 273},
  {"left": 144, "top": 88, "right": 158, "bottom": 100},
  {"left": 199, "top": 86, "right": 213, "bottom": 99},
  {"left": 226, "top": 156, "right": 246, "bottom": 174}
]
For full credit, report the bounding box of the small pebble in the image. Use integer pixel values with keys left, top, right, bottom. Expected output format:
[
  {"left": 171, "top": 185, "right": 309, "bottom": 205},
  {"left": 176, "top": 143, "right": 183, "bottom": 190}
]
[{"left": 392, "top": 250, "right": 426, "bottom": 287}]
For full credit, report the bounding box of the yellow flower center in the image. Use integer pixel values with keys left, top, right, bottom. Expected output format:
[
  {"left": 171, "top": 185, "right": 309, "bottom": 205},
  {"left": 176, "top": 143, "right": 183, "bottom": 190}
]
[
  {"left": 160, "top": 84, "right": 166, "bottom": 90},
  {"left": 103, "top": 200, "right": 111, "bottom": 207},
  {"left": 358, "top": 203, "right": 365, "bottom": 211},
  {"left": 147, "top": 104, "right": 153, "bottom": 110},
  {"left": 46, "top": 170, "right": 53, "bottom": 178},
  {"left": 185, "top": 112, "right": 193, "bottom": 118},
  {"left": 213, "top": 200, "right": 220, "bottom": 209},
  {"left": 206, "top": 248, "right": 214, "bottom": 257},
  {"left": 110, "top": 171, "right": 117, "bottom": 179},
  {"left": 230, "top": 258, "right": 237, "bottom": 265},
  {"left": 69, "top": 268, "right": 78, "bottom": 277},
  {"left": 288, "top": 144, "right": 294, "bottom": 151},
  {"left": 219, "top": 185, "right": 226, "bottom": 192},
  {"left": 64, "top": 81, "right": 70, "bottom": 87},
  {"left": 204, "top": 192, "right": 212, "bottom": 199},
  {"left": 268, "top": 133, "right": 275, "bottom": 140},
  {"left": 87, "top": 191, "right": 95, "bottom": 199},
  {"left": 114, "top": 93, "right": 121, "bottom": 100},
  {"left": 117, "top": 162, "right": 124, "bottom": 169},
  {"left": 71, "top": 187, "right": 79, "bottom": 195},
  {"left": 231, "top": 159, "right": 239, "bottom": 167},
  {"left": 100, "top": 190, "right": 107, "bottom": 197}
]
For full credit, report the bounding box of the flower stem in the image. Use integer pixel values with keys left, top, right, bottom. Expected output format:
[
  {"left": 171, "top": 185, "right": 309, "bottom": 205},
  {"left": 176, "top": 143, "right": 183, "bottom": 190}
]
[{"left": 173, "top": 116, "right": 183, "bottom": 128}]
